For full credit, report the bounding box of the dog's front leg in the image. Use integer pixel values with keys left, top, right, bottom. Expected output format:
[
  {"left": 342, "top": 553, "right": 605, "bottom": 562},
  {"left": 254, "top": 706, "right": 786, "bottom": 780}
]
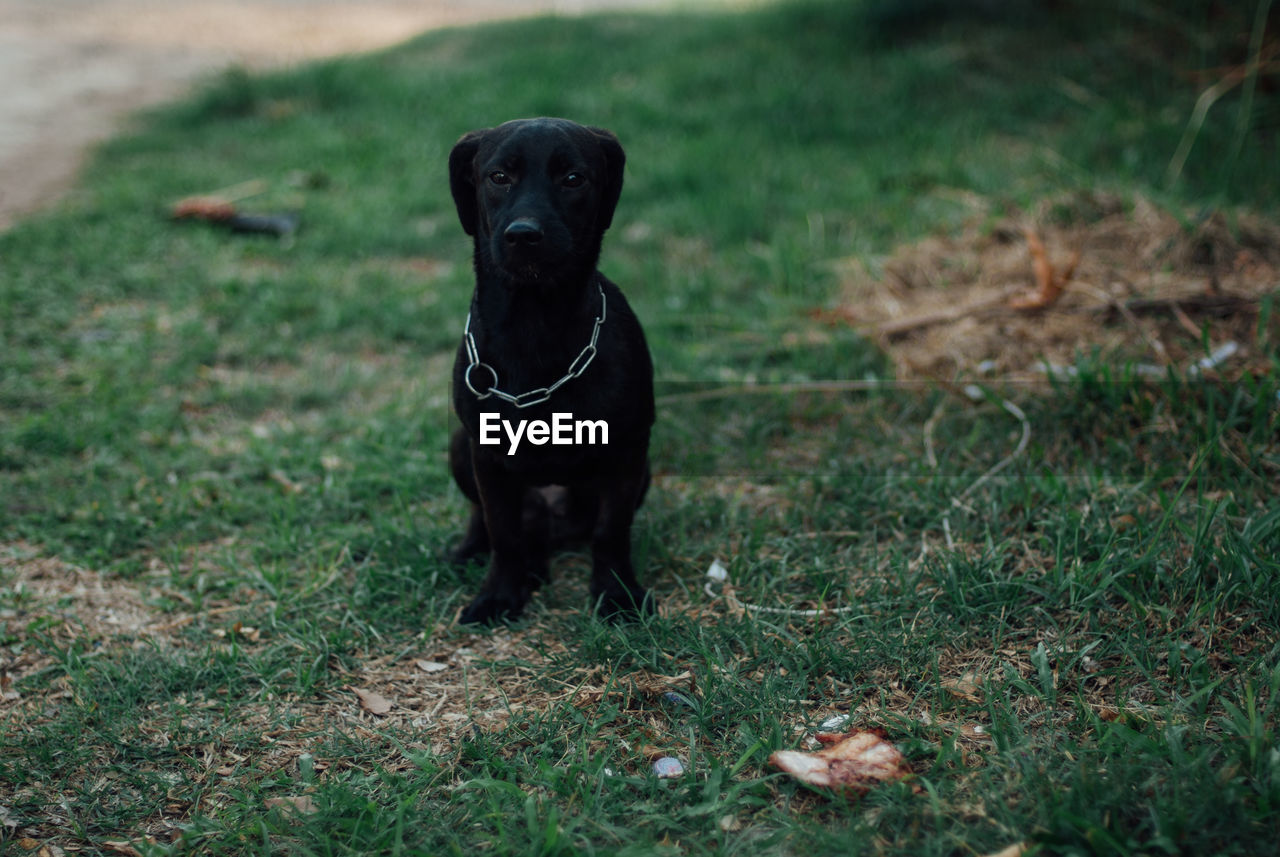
[
  {"left": 459, "top": 453, "right": 547, "bottom": 624},
  {"left": 588, "top": 462, "right": 654, "bottom": 620},
  {"left": 448, "top": 428, "right": 490, "bottom": 564}
]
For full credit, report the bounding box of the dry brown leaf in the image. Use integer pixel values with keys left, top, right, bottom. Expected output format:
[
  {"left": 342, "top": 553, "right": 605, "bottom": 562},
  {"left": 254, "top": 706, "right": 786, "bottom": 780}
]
[
  {"left": 170, "top": 196, "right": 236, "bottom": 221},
  {"left": 630, "top": 669, "right": 694, "bottom": 695},
  {"left": 942, "top": 671, "right": 984, "bottom": 702},
  {"left": 266, "top": 795, "right": 318, "bottom": 815},
  {"left": 170, "top": 179, "right": 267, "bottom": 221},
  {"left": 1026, "top": 228, "right": 1054, "bottom": 299},
  {"left": 212, "top": 622, "right": 261, "bottom": 643},
  {"left": 269, "top": 470, "right": 304, "bottom": 494},
  {"left": 101, "top": 841, "right": 143, "bottom": 857},
  {"left": 352, "top": 687, "right": 393, "bottom": 715},
  {"left": 769, "top": 729, "right": 913, "bottom": 796},
  {"left": 638, "top": 743, "right": 670, "bottom": 761},
  {"left": 1009, "top": 227, "right": 1079, "bottom": 310},
  {"left": 718, "top": 814, "right": 743, "bottom": 832}
]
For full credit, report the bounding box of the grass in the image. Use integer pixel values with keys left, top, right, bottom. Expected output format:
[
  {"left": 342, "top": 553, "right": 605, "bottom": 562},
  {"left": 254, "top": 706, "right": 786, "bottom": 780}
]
[{"left": 2, "top": 0, "right": 1279, "bottom": 854}]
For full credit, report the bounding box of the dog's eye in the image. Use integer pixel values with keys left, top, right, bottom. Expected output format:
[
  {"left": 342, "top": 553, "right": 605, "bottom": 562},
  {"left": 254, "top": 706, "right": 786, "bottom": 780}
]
[
  {"left": 562, "top": 172, "right": 586, "bottom": 188},
  {"left": 488, "top": 170, "right": 512, "bottom": 186}
]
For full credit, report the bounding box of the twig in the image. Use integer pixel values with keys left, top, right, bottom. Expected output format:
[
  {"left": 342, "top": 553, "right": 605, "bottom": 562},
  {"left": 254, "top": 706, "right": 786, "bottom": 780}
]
[
  {"left": 1075, "top": 282, "right": 1170, "bottom": 366},
  {"left": 1170, "top": 303, "right": 1204, "bottom": 339},
  {"left": 920, "top": 394, "right": 1031, "bottom": 557},
  {"left": 715, "top": 584, "right": 866, "bottom": 619},
  {"left": 146, "top": 602, "right": 251, "bottom": 632},
  {"left": 865, "top": 295, "right": 1011, "bottom": 340},
  {"left": 1081, "top": 293, "right": 1258, "bottom": 318},
  {"left": 656, "top": 379, "right": 909, "bottom": 406},
  {"left": 956, "top": 398, "right": 1030, "bottom": 503}
]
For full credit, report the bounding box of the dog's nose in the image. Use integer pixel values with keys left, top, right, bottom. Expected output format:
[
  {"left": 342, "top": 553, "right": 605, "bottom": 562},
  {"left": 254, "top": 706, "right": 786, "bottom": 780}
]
[{"left": 503, "top": 218, "right": 543, "bottom": 246}]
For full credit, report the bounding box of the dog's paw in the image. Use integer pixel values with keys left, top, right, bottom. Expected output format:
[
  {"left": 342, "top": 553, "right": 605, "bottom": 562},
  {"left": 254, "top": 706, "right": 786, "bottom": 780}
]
[
  {"left": 529, "top": 561, "right": 552, "bottom": 591},
  {"left": 594, "top": 586, "right": 656, "bottom": 622},
  {"left": 458, "top": 590, "right": 528, "bottom": 625}
]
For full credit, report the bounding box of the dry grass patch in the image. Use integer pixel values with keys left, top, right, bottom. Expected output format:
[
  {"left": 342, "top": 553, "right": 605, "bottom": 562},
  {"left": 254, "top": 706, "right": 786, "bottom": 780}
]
[{"left": 835, "top": 193, "right": 1280, "bottom": 381}]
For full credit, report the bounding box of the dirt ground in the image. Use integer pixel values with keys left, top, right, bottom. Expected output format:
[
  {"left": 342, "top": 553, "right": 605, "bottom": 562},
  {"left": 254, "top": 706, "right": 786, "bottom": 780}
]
[{"left": 0, "top": 0, "right": 677, "bottom": 230}]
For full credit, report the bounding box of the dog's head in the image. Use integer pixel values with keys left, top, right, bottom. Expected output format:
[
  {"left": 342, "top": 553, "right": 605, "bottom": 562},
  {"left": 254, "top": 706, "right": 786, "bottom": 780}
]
[{"left": 449, "top": 118, "right": 625, "bottom": 286}]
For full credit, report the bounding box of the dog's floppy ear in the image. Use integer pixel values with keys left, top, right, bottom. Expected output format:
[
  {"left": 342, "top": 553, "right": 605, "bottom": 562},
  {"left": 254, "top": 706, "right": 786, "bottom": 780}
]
[
  {"left": 587, "top": 127, "right": 626, "bottom": 232},
  {"left": 449, "top": 129, "right": 488, "bottom": 237}
]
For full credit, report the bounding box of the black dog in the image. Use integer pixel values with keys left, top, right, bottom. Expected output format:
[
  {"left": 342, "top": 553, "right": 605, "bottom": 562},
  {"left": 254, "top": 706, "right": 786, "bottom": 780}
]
[{"left": 447, "top": 118, "right": 655, "bottom": 624}]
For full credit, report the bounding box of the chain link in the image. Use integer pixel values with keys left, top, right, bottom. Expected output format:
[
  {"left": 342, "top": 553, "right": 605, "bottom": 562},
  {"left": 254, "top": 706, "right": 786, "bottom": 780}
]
[{"left": 462, "top": 281, "right": 606, "bottom": 408}]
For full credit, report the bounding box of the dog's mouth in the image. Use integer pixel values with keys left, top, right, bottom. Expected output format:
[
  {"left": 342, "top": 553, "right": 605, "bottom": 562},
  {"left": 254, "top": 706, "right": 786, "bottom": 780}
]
[
  {"left": 500, "top": 258, "right": 552, "bottom": 283},
  {"left": 494, "top": 241, "right": 562, "bottom": 283}
]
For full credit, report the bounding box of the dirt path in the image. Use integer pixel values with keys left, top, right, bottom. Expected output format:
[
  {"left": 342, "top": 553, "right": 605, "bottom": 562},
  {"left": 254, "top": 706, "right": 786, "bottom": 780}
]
[{"left": 0, "top": 0, "right": 674, "bottom": 230}]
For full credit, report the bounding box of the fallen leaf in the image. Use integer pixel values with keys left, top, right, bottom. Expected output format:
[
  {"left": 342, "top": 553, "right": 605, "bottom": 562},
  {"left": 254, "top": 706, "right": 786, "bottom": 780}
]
[
  {"left": 269, "top": 470, "right": 304, "bottom": 494},
  {"left": 101, "top": 841, "right": 142, "bottom": 857},
  {"left": 942, "top": 671, "right": 984, "bottom": 701},
  {"left": 230, "top": 622, "right": 260, "bottom": 642},
  {"left": 212, "top": 622, "right": 261, "bottom": 642},
  {"left": 1112, "top": 514, "right": 1138, "bottom": 532},
  {"left": 631, "top": 670, "right": 695, "bottom": 696},
  {"left": 170, "top": 196, "right": 236, "bottom": 221},
  {"left": 718, "top": 814, "right": 743, "bottom": 832},
  {"left": 416, "top": 660, "right": 448, "bottom": 673},
  {"left": 769, "top": 729, "right": 913, "bottom": 796},
  {"left": 352, "top": 687, "right": 393, "bottom": 715},
  {"left": 170, "top": 179, "right": 267, "bottom": 221},
  {"left": 265, "top": 795, "right": 318, "bottom": 815},
  {"left": 1008, "top": 227, "right": 1079, "bottom": 310}
]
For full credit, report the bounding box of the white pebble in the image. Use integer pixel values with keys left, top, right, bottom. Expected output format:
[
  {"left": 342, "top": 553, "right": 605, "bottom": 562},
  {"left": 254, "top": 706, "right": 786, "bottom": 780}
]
[{"left": 652, "top": 756, "right": 684, "bottom": 778}]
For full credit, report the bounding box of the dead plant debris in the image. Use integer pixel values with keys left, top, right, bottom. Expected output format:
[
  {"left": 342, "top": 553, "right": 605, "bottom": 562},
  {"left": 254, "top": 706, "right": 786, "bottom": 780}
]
[
  {"left": 769, "top": 728, "right": 915, "bottom": 797},
  {"left": 832, "top": 193, "right": 1280, "bottom": 380}
]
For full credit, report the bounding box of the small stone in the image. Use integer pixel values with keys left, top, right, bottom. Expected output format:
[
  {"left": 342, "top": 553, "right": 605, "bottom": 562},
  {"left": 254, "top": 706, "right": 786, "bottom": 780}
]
[
  {"left": 652, "top": 756, "right": 684, "bottom": 778},
  {"left": 706, "top": 559, "right": 729, "bottom": 582},
  {"left": 820, "top": 713, "right": 850, "bottom": 731}
]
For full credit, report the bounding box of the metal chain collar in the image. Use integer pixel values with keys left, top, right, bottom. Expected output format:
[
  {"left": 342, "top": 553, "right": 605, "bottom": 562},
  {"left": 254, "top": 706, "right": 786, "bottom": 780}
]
[{"left": 462, "top": 281, "right": 607, "bottom": 408}]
